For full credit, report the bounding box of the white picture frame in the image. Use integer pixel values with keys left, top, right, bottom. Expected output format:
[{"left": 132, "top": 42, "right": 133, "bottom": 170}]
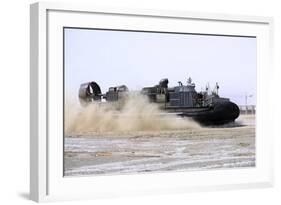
[{"left": 30, "top": 2, "right": 274, "bottom": 202}]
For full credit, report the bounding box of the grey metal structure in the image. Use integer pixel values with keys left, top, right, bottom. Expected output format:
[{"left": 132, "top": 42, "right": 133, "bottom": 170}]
[
  {"left": 105, "top": 85, "right": 128, "bottom": 102},
  {"left": 169, "top": 84, "right": 197, "bottom": 107}
]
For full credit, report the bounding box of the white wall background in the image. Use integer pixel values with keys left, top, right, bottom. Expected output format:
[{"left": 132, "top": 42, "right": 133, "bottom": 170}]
[{"left": 0, "top": 0, "right": 280, "bottom": 204}]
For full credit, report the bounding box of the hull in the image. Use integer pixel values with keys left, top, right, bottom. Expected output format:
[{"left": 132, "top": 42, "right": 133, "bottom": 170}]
[{"left": 164, "top": 101, "right": 240, "bottom": 125}]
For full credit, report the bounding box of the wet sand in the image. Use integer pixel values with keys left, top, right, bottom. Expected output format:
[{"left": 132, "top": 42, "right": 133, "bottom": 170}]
[{"left": 64, "top": 115, "right": 255, "bottom": 177}]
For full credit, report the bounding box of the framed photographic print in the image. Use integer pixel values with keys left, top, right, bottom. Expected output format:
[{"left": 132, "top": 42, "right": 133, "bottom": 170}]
[{"left": 30, "top": 2, "right": 274, "bottom": 202}]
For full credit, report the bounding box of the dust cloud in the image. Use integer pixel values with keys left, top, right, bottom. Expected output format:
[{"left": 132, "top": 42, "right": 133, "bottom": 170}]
[{"left": 64, "top": 93, "right": 200, "bottom": 135}]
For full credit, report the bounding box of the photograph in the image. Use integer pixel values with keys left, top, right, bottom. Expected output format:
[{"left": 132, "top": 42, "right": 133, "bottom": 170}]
[{"left": 63, "top": 27, "right": 256, "bottom": 177}]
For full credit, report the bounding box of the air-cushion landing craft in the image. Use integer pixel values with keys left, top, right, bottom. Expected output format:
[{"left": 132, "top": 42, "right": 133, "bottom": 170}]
[{"left": 78, "top": 77, "right": 240, "bottom": 125}]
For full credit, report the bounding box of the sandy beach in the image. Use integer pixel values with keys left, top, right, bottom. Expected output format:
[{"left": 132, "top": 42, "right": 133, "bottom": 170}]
[{"left": 64, "top": 115, "right": 255, "bottom": 176}]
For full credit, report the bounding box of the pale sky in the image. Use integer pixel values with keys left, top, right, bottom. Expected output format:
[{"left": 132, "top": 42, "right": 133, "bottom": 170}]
[{"left": 64, "top": 28, "right": 256, "bottom": 105}]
